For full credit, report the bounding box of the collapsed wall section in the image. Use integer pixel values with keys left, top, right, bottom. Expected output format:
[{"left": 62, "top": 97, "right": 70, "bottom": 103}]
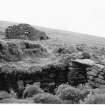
[{"left": 0, "top": 40, "right": 48, "bottom": 62}]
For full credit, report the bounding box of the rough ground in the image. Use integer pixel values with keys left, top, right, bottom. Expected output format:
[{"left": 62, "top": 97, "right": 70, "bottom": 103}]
[{"left": 0, "top": 21, "right": 105, "bottom": 103}]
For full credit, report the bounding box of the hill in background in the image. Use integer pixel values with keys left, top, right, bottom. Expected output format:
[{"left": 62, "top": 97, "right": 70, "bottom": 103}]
[
  {"left": 0, "top": 21, "right": 105, "bottom": 103},
  {"left": 0, "top": 21, "right": 105, "bottom": 47}
]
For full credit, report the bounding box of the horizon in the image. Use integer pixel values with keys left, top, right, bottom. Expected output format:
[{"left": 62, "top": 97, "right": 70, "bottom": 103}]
[{"left": 0, "top": 0, "right": 105, "bottom": 37}]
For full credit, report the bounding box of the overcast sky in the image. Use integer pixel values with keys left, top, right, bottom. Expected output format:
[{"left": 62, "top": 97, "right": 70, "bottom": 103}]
[{"left": 0, "top": 0, "right": 105, "bottom": 37}]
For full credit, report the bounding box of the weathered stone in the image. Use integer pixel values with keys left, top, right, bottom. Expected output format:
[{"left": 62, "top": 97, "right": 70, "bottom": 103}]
[
  {"left": 88, "top": 75, "right": 94, "bottom": 80},
  {"left": 5, "top": 24, "right": 49, "bottom": 41},
  {"left": 95, "top": 78, "right": 105, "bottom": 84},
  {"left": 87, "top": 71, "right": 98, "bottom": 76},
  {"left": 0, "top": 40, "right": 48, "bottom": 62},
  {"left": 98, "top": 74, "right": 104, "bottom": 79}
]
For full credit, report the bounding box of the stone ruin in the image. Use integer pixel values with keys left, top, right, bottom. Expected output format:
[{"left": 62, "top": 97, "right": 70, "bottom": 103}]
[
  {"left": 0, "top": 40, "right": 48, "bottom": 62},
  {"left": 5, "top": 24, "right": 49, "bottom": 41},
  {"left": 0, "top": 61, "right": 69, "bottom": 97},
  {"left": 0, "top": 57, "right": 105, "bottom": 98},
  {"left": 71, "top": 59, "right": 105, "bottom": 88}
]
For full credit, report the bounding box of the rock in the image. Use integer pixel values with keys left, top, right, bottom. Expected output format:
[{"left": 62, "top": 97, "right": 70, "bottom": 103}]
[
  {"left": 0, "top": 91, "right": 10, "bottom": 100},
  {"left": 5, "top": 24, "right": 49, "bottom": 41},
  {"left": 87, "top": 71, "right": 98, "bottom": 76}
]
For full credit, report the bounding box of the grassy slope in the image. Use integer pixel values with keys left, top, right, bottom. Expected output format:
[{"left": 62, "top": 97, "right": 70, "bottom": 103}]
[
  {"left": 0, "top": 20, "right": 105, "bottom": 47},
  {"left": 35, "top": 26, "right": 105, "bottom": 47}
]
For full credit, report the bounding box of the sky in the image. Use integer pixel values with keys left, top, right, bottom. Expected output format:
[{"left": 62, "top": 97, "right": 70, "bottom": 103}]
[{"left": 0, "top": 0, "right": 105, "bottom": 37}]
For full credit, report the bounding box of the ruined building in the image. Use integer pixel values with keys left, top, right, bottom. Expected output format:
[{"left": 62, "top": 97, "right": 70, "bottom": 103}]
[{"left": 0, "top": 57, "right": 104, "bottom": 98}]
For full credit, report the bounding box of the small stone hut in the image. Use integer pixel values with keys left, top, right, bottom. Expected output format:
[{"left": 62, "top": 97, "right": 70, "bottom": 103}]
[{"left": 67, "top": 59, "right": 95, "bottom": 86}]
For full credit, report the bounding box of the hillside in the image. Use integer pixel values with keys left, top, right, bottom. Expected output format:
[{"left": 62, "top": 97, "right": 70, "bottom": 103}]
[
  {"left": 0, "top": 21, "right": 105, "bottom": 46},
  {"left": 1, "top": 21, "right": 105, "bottom": 103}
]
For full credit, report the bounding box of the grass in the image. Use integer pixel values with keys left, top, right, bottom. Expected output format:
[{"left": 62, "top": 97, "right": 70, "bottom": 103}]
[
  {"left": 32, "top": 93, "right": 63, "bottom": 104},
  {"left": 23, "top": 84, "right": 44, "bottom": 98},
  {"left": 82, "top": 94, "right": 105, "bottom": 104},
  {"left": 0, "top": 21, "right": 105, "bottom": 104}
]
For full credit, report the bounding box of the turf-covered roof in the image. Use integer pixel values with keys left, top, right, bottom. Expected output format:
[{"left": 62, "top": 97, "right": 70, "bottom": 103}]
[{"left": 0, "top": 59, "right": 67, "bottom": 74}]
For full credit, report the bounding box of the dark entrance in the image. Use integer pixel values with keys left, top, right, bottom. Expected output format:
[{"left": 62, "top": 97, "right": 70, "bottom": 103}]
[{"left": 67, "top": 61, "right": 88, "bottom": 86}]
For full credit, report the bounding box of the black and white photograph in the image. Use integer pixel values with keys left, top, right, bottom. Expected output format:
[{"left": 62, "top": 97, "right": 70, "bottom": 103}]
[{"left": 0, "top": 0, "right": 105, "bottom": 104}]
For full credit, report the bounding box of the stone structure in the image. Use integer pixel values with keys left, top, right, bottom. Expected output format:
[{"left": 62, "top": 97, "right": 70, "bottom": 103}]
[
  {"left": 5, "top": 24, "right": 49, "bottom": 40},
  {"left": 0, "top": 58, "right": 104, "bottom": 97},
  {"left": 67, "top": 59, "right": 95, "bottom": 86}
]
